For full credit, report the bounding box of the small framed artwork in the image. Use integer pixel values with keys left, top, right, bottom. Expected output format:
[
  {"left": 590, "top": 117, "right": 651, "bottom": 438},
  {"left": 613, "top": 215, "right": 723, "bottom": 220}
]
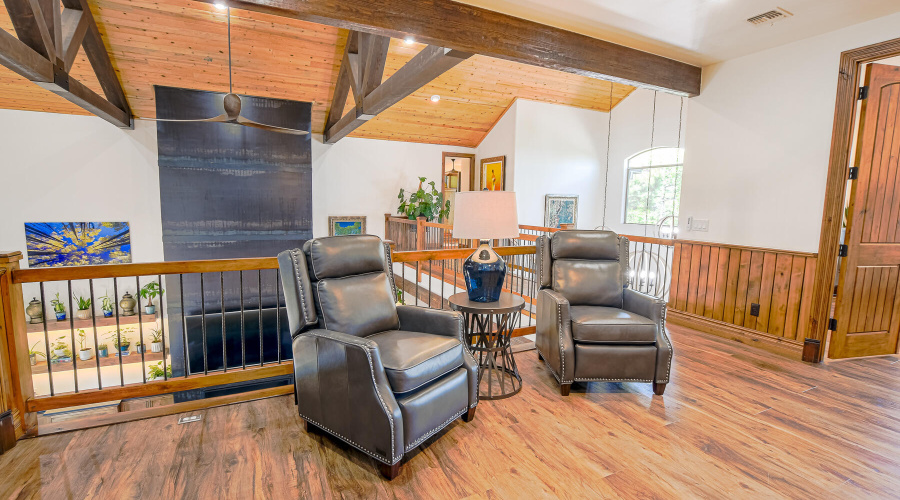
[
  {"left": 544, "top": 195, "right": 578, "bottom": 229},
  {"left": 480, "top": 156, "right": 506, "bottom": 191},
  {"left": 329, "top": 216, "right": 367, "bottom": 236}
]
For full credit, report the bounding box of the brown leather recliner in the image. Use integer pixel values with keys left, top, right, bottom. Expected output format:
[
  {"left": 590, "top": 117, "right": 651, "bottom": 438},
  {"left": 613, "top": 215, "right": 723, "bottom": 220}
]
[
  {"left": 277, "top": 235, "right": 478, "bottom": 480},
  {"left": 535, "top": 230, "right": 673, "bottom": 396}
]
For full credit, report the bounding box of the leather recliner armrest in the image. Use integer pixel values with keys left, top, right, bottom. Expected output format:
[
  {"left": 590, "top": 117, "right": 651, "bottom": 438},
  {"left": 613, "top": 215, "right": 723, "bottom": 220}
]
[
  {"left": 292, "top": 329, "right": 404, "bottom": 465},
  {"left": 536, "top": 289, "right": 575, "bottom": 384},
  {"left": 622, "top": 288, "right": 672, "bottom": 384}
]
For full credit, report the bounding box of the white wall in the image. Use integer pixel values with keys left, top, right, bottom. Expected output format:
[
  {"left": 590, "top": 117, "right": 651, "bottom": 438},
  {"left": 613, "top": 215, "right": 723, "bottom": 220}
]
[
  {"left": 680, "top": 11, "right": 900, "bottom": 253},
  {"left": 475, "top": 101, "right": 517, "bottom": 191},
  {"left": 312, "top": 136, "right": 474, "bottom": 239}
]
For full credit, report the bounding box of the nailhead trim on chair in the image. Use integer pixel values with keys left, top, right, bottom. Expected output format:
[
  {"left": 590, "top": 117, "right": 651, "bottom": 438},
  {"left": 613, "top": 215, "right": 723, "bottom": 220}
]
[
  {"left": 536, "top": 346, "right": 563, "bottom": 384},
  {"left": 404, "top": 408, "right": 467, "bottom": 452},
  {"left": 575, "top": 378, "right": 654, "bottom": 383},
  {"left": 658, "top": 305, "right": 672, "bottom": 384},
  {"left": 383, "top": 242, "right": 397, "bottom": 297},
  {"left": 301, "top": 330, "right": 398, "bottom": 464},
  {"left": 288, "top": 249, "right": 312, "bottom": 326}
]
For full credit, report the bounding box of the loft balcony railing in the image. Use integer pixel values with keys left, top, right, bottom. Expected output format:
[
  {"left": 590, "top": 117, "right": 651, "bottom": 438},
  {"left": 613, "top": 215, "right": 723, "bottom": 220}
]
[{"left": 0, "top": 224, "right": 674, "bottom": 442}]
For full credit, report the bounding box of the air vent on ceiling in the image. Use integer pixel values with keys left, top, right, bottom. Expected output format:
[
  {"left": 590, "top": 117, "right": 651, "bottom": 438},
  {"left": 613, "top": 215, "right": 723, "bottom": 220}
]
[{"left": 747, "top": 7, "right": 793, "bottom": 26}]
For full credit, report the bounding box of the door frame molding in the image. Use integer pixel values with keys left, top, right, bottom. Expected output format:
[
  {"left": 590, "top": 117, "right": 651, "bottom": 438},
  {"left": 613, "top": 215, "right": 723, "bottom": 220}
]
[{"left": 810, "top": 36, "right": 900, "bottom": 362}]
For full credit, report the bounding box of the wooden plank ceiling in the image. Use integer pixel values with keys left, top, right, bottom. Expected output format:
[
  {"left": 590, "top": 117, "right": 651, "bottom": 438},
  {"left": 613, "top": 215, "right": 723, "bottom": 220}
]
[{"left": 0, "top": 0, "right": 634, "bottom": 147}]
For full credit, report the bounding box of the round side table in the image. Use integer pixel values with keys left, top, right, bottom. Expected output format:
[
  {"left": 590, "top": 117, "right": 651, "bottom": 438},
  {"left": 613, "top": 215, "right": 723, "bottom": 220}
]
[{"left": 449, "top": 292, "right": 525, "bottom": 400}]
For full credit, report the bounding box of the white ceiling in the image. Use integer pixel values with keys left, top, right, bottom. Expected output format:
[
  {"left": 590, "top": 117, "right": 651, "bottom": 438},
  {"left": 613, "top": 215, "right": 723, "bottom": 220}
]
[{"left": 454, "top": 0, "right": 900, "bottom": 66}]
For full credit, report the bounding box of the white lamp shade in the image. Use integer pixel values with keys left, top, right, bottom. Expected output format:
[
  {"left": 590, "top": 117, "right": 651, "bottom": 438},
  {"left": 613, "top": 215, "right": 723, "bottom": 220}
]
[{"left": 452, "top": 191, "right": 519, "bottom": 240}]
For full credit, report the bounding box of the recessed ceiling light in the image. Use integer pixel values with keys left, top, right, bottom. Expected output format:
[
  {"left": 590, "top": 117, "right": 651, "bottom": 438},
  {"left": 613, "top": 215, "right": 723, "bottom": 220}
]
[
  {"left": 214, "top": 2, "right": 227, "bottom": 10},
  {"left": 404, "top": 37, "right": 415, "bottom": 45},
  {"left": 430, "top": 95, "right": 441, "bottom": 103}
]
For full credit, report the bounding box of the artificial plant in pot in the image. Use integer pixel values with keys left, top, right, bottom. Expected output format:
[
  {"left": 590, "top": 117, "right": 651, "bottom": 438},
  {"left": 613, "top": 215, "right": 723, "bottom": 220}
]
[
  {"left": 77, "top": 329, "right": 92, "bottom": 361},
  {"left": 52, "top": 336, "right": 68, "bottom": 358},
  {"left": 29, "top": 341, "right": 46, "bottom": 366},
  {"left": 396, "top": 177, "right": 451, "bottom": 222},
  {"left": 74, "top": 295, "right": 92, "bottom": 320},
  {"left": 100, "top": 292, "right": 115, "bottom": 318},
  {"left": 139, "top": 281, "right": 163, "bottom": 315},
  {"left": 97, "top": 343, "right": 109, "bottom": 358},
  {"left": 50, "top": 293, "right": 66, "bottom": 321},
  {"left": 148, "top": 361, "right": 172, "bottom": 381},
  {"left": 150, "top": 327, "right": 164, "bottom": 353}
]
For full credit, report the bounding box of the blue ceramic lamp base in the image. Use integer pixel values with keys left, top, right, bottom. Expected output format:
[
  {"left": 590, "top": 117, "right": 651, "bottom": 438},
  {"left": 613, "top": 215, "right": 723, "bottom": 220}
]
[{"left": 463, "top": 241, "right": 507, "bottom": 302}]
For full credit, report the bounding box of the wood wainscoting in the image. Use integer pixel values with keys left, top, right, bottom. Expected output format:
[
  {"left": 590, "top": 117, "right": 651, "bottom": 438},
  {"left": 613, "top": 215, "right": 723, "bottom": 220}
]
[{"left": 667, "top": 240, "right": 818, "bottom": 359}]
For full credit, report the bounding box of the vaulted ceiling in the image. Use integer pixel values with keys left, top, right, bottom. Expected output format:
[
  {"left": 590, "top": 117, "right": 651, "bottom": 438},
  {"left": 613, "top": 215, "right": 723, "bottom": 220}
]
[{"left": 0, "top": 0, "right": 634, "bottom": 147}]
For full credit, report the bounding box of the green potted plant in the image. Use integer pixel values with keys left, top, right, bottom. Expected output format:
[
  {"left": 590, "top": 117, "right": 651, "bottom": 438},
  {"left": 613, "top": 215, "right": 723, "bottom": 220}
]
[
  {"left": 150, "top": 327, "right": 164, "bottom": 353},
  {"left": 28, "top": 341, "right": 46, "bottom": 366},
  {"left": 100, "top": 292, "right": 115, "bottom": 318},
  {"left": 74, "top": 295, "right": 92, "bottom": 320},
  {"left": 108, "top": 328, "right": 132, "bottom": 357},
  {"left": 52, "top": 336, "right": 68, "bottom": 358},
  {"left": 50, "top": 293, "right": 66, "bottom": 321},
  {"left": 76, "top": 329, "right": 92, "bottom": 361},
  {"left": 135, "top": 341, "right": 145, "bottom": 354},
  {"left": 139, "top": 281, "right": 163, "bottom": 315},
  {"left": 147, "top": 361, "right": 172, "bottom": 381},
  {"left": 397, "top": 177, "right": 451, "bottom": 222},
  {"left": 97, "top": 343, "right": 109, "bottom": 358}
]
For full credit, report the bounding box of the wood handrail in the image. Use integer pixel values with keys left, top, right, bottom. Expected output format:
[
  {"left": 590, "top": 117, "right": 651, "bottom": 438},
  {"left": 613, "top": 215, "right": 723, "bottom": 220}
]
[
  {"left": 391, "top": 245, "right": 535, "bottom": 263},
  {"left": 518, "top": 224, "right": 560, "bottom": 232},
  {"left": 13, "top": 257, "right": 279, "bottom": 284},
  {"left": 623, "top": 235, "right": 676, "bottom": 246}
]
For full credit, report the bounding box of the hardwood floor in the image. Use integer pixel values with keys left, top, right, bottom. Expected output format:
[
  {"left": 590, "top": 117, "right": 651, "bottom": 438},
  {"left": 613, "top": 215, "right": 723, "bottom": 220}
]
[{"left": 1, "top": 323, "right": 899, "bottom": 499}]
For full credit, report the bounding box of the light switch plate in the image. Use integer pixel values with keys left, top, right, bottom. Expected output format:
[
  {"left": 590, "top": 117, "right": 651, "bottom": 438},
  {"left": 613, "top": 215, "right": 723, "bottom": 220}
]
[{"left": 693, "top": 219, "right": 709, "bottom": 232}]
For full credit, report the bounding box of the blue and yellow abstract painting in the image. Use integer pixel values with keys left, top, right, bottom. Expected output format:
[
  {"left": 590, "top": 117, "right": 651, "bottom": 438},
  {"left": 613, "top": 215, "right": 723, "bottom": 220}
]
[{"left": 25, "top": 222, "right": 132, "bottom": 268}]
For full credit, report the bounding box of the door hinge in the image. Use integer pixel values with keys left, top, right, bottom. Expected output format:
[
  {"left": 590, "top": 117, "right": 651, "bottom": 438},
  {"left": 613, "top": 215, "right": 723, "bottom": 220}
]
[
  {"left": 829, "top": 318, "right": 838, "bottom": 330},
  {"left": 838, "top": 244, "right": 848, "bottom": 257},
  {"left": 858, "top": 86, "right": 869, "bottom": 100},
  {"left": 848, "top": 167, "right": 858, "bottom": 180}
]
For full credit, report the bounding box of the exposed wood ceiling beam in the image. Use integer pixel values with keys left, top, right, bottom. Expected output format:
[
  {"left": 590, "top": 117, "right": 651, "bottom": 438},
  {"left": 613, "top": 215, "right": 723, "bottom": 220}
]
[
  {"left": 324, "top": 31, "right": 470, "bottom": 143},
  {"left": 0, "top": 0, "right": 132, "bottom": 127},
  {"left": 207, "top": 0, "right": 701, "bottom": 96}
]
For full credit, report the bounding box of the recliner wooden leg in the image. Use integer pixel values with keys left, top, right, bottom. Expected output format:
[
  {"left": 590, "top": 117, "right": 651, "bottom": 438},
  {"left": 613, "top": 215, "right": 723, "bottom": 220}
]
[
  {"left": 538, "top": 351, "right": 544, "bottom": 361},
  {"left": 653, "top": 382, "right": 667, "bottom": 396},
  {"left": 378, "top": 462, "right": 401, "bottom": 480},
  {"left": 303, "top": 420, "right": 321, "bottom": 434},
  {"left": 461, "top": 407, "right": 476, "bottom": 422},
  {"left": 560, "top": 383, "right": 571, "bottom": 396}
]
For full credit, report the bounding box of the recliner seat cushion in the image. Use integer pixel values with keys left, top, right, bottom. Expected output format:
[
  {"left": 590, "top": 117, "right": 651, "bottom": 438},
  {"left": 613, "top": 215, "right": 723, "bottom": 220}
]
[
  {"left": 570, "top": 306, "right": 656, "bottom": 344},
  {"left": 368, "top": 330, "right": 464, "bottom": 393}
]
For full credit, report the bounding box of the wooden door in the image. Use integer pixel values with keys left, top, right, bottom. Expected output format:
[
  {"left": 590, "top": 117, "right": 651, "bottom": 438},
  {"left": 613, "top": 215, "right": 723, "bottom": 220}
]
[{"left": 830, "top": 63, "right": 900, "bottom": 359}]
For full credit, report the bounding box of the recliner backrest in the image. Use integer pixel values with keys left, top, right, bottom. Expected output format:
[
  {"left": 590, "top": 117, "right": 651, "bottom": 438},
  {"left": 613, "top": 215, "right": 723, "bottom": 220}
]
[
  {"left": 537, "top": 230, "right": 628, "bottom": 308},
  {"left": 278, "top": 235, "right": 399, "bottom": 338}
]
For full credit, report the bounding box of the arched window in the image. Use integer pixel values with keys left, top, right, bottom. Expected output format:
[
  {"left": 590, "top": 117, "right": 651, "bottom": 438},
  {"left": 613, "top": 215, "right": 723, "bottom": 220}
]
[{"left": 624, "top": 147, "right": 683, "bottom": 225}]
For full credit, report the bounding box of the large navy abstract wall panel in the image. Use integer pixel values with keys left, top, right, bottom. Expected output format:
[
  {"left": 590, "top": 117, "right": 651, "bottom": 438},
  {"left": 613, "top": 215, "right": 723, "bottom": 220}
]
[{"left": 155, "top": 86, "right": 311, "bottom": 376}]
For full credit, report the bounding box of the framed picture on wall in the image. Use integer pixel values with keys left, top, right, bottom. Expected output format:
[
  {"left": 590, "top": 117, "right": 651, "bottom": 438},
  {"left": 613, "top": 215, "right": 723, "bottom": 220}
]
[
  {"left": 544, "top": 195, "right": 578, "bottom": 229},
  {"left": 329, "top": 216, "right": 367, "bottom": 236},
  {"left": 24, "top": 222, "right": 132, "bottom": 268},
  {"left": 480, "top": 156, "right": 506, "bottom": 191}
]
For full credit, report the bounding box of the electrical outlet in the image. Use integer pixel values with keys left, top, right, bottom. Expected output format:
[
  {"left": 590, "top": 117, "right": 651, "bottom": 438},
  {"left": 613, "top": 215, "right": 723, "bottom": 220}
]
[{"left": 750, "top": 303, "right": 760, "bottom": 317}]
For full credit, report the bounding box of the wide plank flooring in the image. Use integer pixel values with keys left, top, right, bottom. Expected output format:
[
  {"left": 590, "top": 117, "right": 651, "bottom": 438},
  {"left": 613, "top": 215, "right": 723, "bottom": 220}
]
[{"left": 2, "top": 323, "right": 899, "bottom": 499}]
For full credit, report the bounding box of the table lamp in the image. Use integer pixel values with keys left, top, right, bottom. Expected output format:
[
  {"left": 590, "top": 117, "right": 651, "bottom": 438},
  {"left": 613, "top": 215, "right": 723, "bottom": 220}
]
[{"left": 452, "top": 191, "right": 519, "bottom": 302}]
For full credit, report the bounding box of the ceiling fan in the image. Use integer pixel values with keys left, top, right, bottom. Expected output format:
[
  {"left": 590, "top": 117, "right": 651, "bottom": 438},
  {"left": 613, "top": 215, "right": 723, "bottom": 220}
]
[{"left": 149, "top": 7, "right": 308, "bottom": 136}]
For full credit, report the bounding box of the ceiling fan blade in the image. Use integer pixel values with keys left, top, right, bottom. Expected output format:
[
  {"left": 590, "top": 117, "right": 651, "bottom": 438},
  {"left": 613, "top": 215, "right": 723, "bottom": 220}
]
[
  {"left": 236, "top": 116, "right": 309, "bottom": 135},
  {"left": 145, "top": 114, "right": 230, "bottom": 123}
]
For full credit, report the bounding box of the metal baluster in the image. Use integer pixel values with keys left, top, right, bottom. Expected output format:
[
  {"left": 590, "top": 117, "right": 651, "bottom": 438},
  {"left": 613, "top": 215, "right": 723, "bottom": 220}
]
[
  {"left": 180, "top": 274, "right": 190, "bottom": 378},
  {"left": 427, "top": 261, "right": 433, "bottom": 308},
  {"left": 440, "top": 258, "right": 445, "bottom": 309},
  {"left": 276, "top": 269, "right": 282, "bottom": 363},
  {"left": 135, "top": 276, "right": 146, "bottom": 383},
  {"left": 113, "top": 279, "right": 124, "bottom": 386},
  {"left": 158, "top": 274, "right": 168, "bottom": 380},
  {"left": 258, "top": 270, "right": 263, "bottom": 367},
  {"left": 401, "top": 262, "right": 406, "bottom": 304},
  {"left": 240, "top": 271, "right": 246, "bottom": 370},
  {"left": 654, "top": 244, "right": 662, "bottom": 297},
  {"left": 221, "top": 272, "right": 227, "bottom": 373},
  {"left": 39, "top": 283, "right": 54, "bottom": 396},
  {"left": 88, "top": 279, "right": 102, "bottom": 389},
  {"left": 67, "top": 280, "right": 78, "bottom": 392},
  {"left": 200, "top": 273, "right": 209, "bottom": 375}
]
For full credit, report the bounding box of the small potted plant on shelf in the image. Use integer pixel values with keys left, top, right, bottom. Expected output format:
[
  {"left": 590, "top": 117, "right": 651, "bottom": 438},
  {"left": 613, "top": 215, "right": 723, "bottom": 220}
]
[
  {"left": 76, "top": 329, "right": 92, "bottom": 361},
  {"left": 100, "top": 292, "right": 115, "bottom": 318},
  {"left": 29, "top": 341, "right": 46, "bottom": 366},
  {"left": 52, "top": 336, "right": 68, "bottom": 359},
  {"left": 135, "top": 340, "right": 145, "bottom": 354},
  {"left": 139, "top": 281, "right": 163, "bottom": 315},
  {"left": 108, "top": 328, "right": 132, "bottom": 357},
  {"left": 97, "top": 343, "right": 109, "bottom": 358},
  {"left": 147, "top": 361, "right": 172, "bottom": 381},
  {"left": 150, "top": 327, "right": 164, "bottom": 353},
  {"left": 74, "top": 295, "right": 92, "bottom": 320},
  {"left": 50, "top": 293, "right": 66, "bottom": 321}
]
